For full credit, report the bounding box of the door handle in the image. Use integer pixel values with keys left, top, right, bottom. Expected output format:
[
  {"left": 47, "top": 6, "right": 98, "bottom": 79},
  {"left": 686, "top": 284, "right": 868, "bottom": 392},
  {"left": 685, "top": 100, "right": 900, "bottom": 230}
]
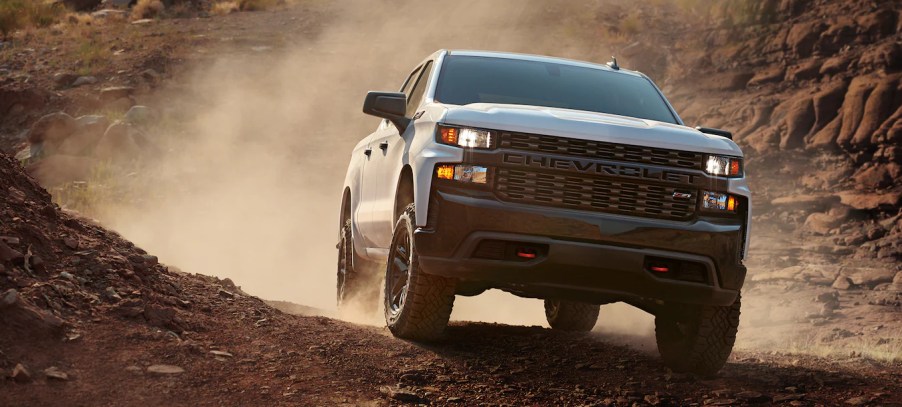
[
  {"left": 379, "top": 142, "right": 389, "bottom": 150},
  {"left": 364, "top": 148, "right": 372, "bottom": 156}
]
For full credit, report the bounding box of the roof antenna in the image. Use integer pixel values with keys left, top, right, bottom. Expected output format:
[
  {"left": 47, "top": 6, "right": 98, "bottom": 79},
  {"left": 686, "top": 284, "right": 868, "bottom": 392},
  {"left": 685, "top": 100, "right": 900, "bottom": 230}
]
[{"left": 607, "top": 56, "right": 620, "bottom": 70}]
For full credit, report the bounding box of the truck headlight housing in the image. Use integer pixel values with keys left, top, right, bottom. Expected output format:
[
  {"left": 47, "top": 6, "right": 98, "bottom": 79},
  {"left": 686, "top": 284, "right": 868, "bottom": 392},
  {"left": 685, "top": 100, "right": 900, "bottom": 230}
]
[
  {"left": 435, "top": 164, "right": 488, "bottom": 184},
  {"left": 705, "top": 155, "right": 742, "bottom": 177},
  {"left": 701, "top": 191, "right": 738, "bottom": 212},
  {"left": 437, "top": 125, "right": 494, "bottom": 149}
]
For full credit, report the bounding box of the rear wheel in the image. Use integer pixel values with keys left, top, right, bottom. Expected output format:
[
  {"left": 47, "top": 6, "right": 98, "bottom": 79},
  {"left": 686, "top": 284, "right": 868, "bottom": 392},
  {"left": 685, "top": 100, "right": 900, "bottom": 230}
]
[
  {"left": 336, "top": 219, "right": 379, "bottom": 308},
  {"left": 655, "top": 294, "right": 741, "bottom": 376},
  {"left": 384, "top": 204, "right": 456, "bottom": 341},
  {"left": 544, "top": 300, "right": 599, "bottom": 332}
]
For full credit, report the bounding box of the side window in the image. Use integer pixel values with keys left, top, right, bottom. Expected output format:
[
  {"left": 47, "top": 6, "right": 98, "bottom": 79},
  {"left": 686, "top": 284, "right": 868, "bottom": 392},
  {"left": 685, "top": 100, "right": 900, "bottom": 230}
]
[
  {"left": 406, "top": 61, "right": 434, "bottom": 117},
  {"left": 400, "top": 67, "right": 421, "bottom": 98}
]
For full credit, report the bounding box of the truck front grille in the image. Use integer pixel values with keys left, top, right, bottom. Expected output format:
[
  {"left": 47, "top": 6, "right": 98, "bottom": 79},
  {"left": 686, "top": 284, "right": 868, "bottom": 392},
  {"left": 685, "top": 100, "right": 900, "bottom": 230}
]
[
  {"left": 499, "top": 132, "right": 704, "bottom": 170},
  {"left": 495, "top": 168, "right": 697, "bottom": 221}
]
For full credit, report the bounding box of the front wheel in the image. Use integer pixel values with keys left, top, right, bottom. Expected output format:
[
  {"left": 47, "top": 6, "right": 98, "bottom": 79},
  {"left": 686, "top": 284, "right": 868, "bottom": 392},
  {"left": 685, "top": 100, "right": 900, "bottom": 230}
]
[
  {"left": 655, "top": 294, "right": 741, "bottom": 376},
  {"left": 544, "top": 300, "right": 599, "bottom": 332},
  {"left": 384, "top": 204, "right": 456, "bottom": 341}
]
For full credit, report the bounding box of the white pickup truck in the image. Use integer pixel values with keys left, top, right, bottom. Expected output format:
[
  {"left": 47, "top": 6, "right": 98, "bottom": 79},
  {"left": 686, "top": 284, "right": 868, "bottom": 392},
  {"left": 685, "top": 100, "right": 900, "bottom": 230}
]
[{"left": 338, "top": 50, "right": 751, "bottom": 375}]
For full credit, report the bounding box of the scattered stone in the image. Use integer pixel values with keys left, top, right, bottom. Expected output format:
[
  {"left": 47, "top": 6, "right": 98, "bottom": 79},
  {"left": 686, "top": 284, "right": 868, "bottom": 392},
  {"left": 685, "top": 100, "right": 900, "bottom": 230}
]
[
  {"left": 11, "top": 363, "right": 31, "bottom": 383},
  {"left": 0, "top": 240, "right": 24, "bottom": 263},
  {"left": 380, "top": 386, "right": 426, "bottom": 403},
  {"left": 63, "top": 237, "right": 79, "bottom": 250},
  {"left": 103, "top": 287, "right": 122, "bottom": 302},
  {"left": 53, "top": 72, "right": 77, "bottom": 89},
  {"left": 43, "top": 366, "right": 68, "bottom": 381},
  {"left": 832, "top": 276, "right": 854, "bottom": 290},
  {"left": 218, "top": 289, "right": 235, "bottom": 299},
  {"left": 736, "top": 391, "right": 769, "bottom": 403},
  {"left": 99, "top": 86, "right": 135, "bottom": 104},
  {"left": 210, "top": 350, "right": 233, "bottom": 358},
  {"left": 146, "top": 365, "right": 184, "bottom": 375},
  {"left": 845, "top": 396, "right": 871, "bottom": 405},
  {"left": 71, "top": 76, "right": 98, "bottom": 87}
]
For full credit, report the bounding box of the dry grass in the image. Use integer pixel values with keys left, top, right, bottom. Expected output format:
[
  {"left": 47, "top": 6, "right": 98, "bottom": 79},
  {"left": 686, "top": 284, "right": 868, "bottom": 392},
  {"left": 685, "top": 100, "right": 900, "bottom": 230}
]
[
  {"left": 131, "top": 0, "right": 165, "bottom": 21},
  {"left": 211, "top": 1, "right": 240, "bottom": 16},
  {"left": 0, "top": 0, "right": 64, "bottom": 39}
]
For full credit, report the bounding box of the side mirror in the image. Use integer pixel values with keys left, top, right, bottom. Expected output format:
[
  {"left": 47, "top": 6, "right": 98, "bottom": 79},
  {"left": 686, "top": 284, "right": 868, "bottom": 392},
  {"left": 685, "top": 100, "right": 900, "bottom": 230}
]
[
  {"left": 695, "top": 126, "right": 733, "bottom": 140},
  {"left": 363, "top": 91, "right": 410, "bottom": 133}
]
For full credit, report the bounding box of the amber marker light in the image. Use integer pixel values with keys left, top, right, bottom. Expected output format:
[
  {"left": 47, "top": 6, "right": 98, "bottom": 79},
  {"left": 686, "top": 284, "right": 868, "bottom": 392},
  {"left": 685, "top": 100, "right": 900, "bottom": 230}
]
[
  {"left": 729, "top": 160, "right": 741, "bottom": 177},
  {"left": 440, "top": 127, "right": 458, "bottom": 145},
  {"left": 727, "top": 195, "right": 737, "bottom": 212},
  {"left": 436, "top": 164, "right": 455, "bottom": 180}
]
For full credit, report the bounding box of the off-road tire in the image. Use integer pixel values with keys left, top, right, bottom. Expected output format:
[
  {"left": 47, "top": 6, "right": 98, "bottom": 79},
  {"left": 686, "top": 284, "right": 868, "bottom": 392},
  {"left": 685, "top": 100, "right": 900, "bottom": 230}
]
[
  {"left": 655, "top": 294, "right": 741, "bottom": 376},
  {"left": 384, "top": 204, "right": 456, "bottom": 341},
  {"left": 544, "top": 300, "right": 600, "bottom": 332}
]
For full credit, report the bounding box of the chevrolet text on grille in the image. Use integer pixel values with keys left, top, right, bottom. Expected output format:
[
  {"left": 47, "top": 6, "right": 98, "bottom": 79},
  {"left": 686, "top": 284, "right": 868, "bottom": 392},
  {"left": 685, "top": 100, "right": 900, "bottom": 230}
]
[{"left": 502, "top": 153, "right": 700, "bottom": 185}]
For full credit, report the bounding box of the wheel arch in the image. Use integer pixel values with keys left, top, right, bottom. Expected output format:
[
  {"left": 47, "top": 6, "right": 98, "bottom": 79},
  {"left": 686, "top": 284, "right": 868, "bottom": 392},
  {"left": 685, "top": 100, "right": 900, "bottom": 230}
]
[{"left": 394, "top": 165, "right": 415, "bottom": 223}]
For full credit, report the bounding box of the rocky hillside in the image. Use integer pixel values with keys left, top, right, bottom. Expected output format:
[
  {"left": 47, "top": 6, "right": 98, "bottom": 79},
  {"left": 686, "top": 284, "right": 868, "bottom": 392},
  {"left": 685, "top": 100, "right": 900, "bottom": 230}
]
[{"left": 671, "top": 0, "right": 901, "bottom": 262}]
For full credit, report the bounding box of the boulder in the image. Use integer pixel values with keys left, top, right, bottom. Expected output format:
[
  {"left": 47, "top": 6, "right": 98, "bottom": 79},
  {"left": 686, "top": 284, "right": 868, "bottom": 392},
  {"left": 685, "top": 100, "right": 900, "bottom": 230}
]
[
  {"left": 855, "top": 9, "right": 898, "bottom": 41},
  {"left": 836, "top": 76, "right": 878, "bottom": 147},
  {"left": 808, "top": 113, "right": 842, "bottom": 149},
  {"left": 818, "top": 55, "right": 851, "bottom": 76},
  {"left": 852, "top": 164, "right": 896, "bottom": 190},
  {"left": 770, "top": 194, "right": 840, "bottom": 212},
  {"left": 0, "top": 290, "right": 65, "bottom": 341},
  {"left": 785, "top": 59, "right": 821, "bottom": 82},
  {"left": 843, "top": 268, "right": 895, "bottom": 288},
  {"left": 748, "top": 66, "right": 785, "bottom": 87},
  {"left": 838, "top": 191, "right": 901, "bottom": 210},
  {"left": 27, "top": 112, "right": 76, "bottom": 145},
  {"left": 803, "top": 206, "right": 850, "bottom": 235},
  {"left": 57, "top": 115, "right": 109, "bottom": 156},
  {"left": 94, "top": 121, "right": 141, "bottom": 160},
  {"left": 781, "top": 97, "right": 814, "bottom": 149},
  {"left": 859, "top": 42, "right": 902, "bottom": 71},
  {"left": 817, "top": 18, "right": 855, "bottom": 55},
  {"left": 26, "top": 155, "right": 96, "bottom": 186},
  {"left": 851, "top": 76, "right": 899, "bottom": 147},
  {"left": 785, "top": 21, "right": 823, "bottom": 57},
  {"left": 810, "top": 80, "right": 847, "bottom": 135},
  {"left": 124, "top": 106, "right": 158, "bottom": 126}
]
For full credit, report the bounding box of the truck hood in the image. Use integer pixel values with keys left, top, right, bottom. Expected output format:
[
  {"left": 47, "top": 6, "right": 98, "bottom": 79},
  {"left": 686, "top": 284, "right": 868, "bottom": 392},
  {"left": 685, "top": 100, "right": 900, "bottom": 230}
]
[{"left": 440, "top": 103, "right": 743, "bottom": 157}]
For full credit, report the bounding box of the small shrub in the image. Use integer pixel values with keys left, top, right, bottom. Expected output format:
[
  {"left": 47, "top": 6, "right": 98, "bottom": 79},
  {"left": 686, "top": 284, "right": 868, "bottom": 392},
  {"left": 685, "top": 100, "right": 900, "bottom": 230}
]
[
  {"left": 238, "top": 0, "right": 277, "bottom": 11},
  {"left": 131, "top": 0, "right": 164, "bottom": 21},
  {"left": 211, "top": 1, "right": 239, "bottom": 15},
  {"left": 619, "top": 12, "right": 642, "bottom": 36}
]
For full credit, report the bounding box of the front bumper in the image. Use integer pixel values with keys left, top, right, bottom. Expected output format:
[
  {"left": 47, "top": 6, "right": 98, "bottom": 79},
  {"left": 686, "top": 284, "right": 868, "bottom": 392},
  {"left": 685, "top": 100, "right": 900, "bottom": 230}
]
[{"left": 415, "top": 185, "right": 746, "bottom": 307}]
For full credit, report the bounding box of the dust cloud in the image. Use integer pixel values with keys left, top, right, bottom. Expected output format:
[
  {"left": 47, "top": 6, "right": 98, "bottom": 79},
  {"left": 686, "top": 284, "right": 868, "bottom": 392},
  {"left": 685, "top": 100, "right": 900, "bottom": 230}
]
[{"left": 96, "top": 0, "right": 630, "bottom": 325}]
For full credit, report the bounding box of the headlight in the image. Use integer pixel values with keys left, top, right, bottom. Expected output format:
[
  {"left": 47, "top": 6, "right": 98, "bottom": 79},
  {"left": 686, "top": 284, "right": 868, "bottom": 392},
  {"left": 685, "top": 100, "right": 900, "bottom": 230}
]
[
  {"left": 437, "top": 125, "right": 494, "bottom": 149},
  {"left": 701, "top": 191, "right": 738, "bottom": 212},
  {"left": 705, "top": 155, "right": 742, "bottom": 177},
  {"left": 435, "top": 164, "right": 488, "bottom": 184}
]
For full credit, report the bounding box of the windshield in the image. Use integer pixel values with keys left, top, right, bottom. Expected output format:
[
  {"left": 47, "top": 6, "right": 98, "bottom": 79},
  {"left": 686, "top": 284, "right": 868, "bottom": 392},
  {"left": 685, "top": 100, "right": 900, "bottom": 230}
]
[{"left": 434, "top": 55, "right": 678, "bottom": 124}]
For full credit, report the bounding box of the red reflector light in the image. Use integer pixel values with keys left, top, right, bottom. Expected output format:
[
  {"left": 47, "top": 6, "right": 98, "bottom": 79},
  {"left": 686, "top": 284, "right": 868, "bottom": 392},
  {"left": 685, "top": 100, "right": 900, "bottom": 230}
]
[
  {"left": 650, "top": 266, "right": 669, "bottom": 273},
  {"left": 516, "top": 250, "right": 537, "bottom": 259}
]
